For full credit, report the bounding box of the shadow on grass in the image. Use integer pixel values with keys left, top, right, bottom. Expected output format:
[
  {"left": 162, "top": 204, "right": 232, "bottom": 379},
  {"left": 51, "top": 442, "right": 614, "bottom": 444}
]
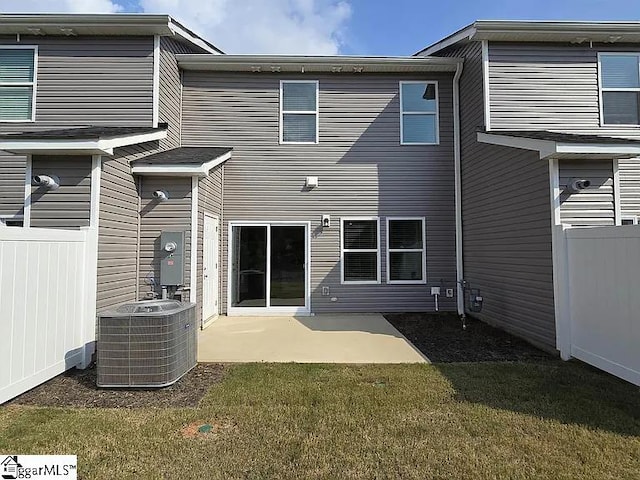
[{"left": 435, "top": 361, "right": 640, "bottom": 437}]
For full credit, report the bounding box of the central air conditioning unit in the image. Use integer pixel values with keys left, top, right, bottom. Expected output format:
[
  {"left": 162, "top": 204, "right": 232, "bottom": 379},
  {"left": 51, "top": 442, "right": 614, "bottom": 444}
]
[{"left": 96, "top": 300, "right": 197, "bottom": 388}]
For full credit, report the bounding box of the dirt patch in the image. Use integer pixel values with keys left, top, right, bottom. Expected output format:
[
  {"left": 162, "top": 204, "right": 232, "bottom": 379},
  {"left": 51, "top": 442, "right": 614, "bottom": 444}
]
[
  {"left": 8, "top": 363, "right": 226, "bottom": 408},
  {"left": 384, "top": 313, "right": 554, "bottom": 363},
  {"left": 180, "top": 419, "right": 238, "bottom": 439}
]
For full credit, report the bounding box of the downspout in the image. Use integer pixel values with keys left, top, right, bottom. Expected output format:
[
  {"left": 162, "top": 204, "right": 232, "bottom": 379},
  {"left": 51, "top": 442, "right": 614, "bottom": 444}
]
[
  {"left": 453, "top": 60, "right": 465, "bottom": 316},
  {"left": 135, "top": 176, "right": 142, "bottom": 300}
]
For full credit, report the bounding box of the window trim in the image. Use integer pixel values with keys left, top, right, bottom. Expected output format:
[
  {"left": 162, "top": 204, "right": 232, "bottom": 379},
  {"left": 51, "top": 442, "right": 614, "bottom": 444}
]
[
  {"left": 399, "top": 80, "right": 439, "bottom": 145},
  {"left": 386, "top": 217, "right": 427, "bottom": 285},
  {"left": 0, "top": 45, "right": 37, "bottom": 123},
  {"left": 597, "top": 52, "right": 640, "bottom": 127},
  {"left": 279, "top": 79, "right": 319, "bottom": 144},
  {"left": 340, "top": 216, "right": 381, "bottom": 285}
]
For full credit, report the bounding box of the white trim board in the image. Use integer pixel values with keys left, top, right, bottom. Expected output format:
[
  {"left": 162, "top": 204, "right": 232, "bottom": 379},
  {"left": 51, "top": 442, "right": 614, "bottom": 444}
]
[
  {"left": 190, "top": 176, "right": 199, "bottom": 305},
  {"left": 0, "top": 129, "right": 167, "bottom": 155},
  {"left": 131, "top": 151, "right": 231, "bottom": 176},
  {"left": 152, "top": 35, "right": 160, "bottom": 128},
  {"left": 481, "top": 40, "right": 491, "bottom": 131}
]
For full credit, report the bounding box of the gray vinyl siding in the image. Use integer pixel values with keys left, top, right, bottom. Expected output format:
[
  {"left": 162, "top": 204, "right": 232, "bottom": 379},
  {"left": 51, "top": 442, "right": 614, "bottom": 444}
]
[
  {"left": 487, "top": 42, "right": 640, "bottom": 139},
  {"left": 436, "top": 42, "right": 557, "bottom": 349},
  {"left": 97, "top": 147, "right": 142, "bottom": 312},
  {"left": 29, "top": 155, "right": 91, "bottom": 228},
  {"left": 0, "top": 152, "right": 26, "bottom": 217},
  {"left": 159, "top": 37, "right": 198, "bottom": 150},
  {"left": 0, "top": 35, "right": 155, "bottom": 221},
  {"left": 138, "top": 176, "right": 192, "bottom": 299},
  {"left": 559, "top": 159, "right": 614, "bottom": 226},
  {"left": 619, "top": 158, "right": 640, "bottom": 218},
  {"left": 0, "top": 35, "right": 154, "bottom": 131},
  {"left": 196, "top": 166, "right": 223, "bottom": 324},
  {"left": 182, "top": 72, "right": 457, "bottom": 314}
]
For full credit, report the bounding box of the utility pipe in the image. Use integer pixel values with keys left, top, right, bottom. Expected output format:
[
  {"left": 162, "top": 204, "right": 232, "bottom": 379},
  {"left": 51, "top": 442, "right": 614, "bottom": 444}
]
[{"left": 453, "top": 60, "right": 465, "bottom": 316}]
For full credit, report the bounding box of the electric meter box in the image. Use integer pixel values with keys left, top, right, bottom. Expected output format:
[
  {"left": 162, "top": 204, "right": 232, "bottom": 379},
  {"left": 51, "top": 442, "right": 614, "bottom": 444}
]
[{"left": 160, "top": 230, "right": 185, "bottom": 286}]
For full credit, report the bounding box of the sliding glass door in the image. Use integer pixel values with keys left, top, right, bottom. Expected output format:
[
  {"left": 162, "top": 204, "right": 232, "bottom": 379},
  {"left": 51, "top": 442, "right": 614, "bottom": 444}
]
[{"left": 230, "top": 223, "right": 308, "bottom": 313}]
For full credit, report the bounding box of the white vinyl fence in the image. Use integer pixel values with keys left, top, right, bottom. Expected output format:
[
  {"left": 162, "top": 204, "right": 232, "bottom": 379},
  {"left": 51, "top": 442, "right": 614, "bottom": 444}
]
[
  {"left": 556, "top": 225, "right": 640, "bottom": 386},
  {"left": 0, "top": 227, "right": 97, "bottom": 403}
]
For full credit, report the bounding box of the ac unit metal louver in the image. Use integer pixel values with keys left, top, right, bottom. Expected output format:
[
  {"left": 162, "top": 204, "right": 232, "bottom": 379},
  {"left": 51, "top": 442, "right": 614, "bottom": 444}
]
[{"left": 97, "top": 300, "right": 197, "bottom": 388}]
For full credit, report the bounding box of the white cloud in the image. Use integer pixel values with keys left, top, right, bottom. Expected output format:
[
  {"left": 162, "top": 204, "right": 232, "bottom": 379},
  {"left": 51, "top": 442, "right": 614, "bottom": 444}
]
[
  {"left": 0, "top": 0, "right": 352, "bottom": 54},
  {"left": 139, "top": 0, "right": 352, "bottom": 54},
  {"left": 0, "top": 0, "right": 124, "bottom": 13}
]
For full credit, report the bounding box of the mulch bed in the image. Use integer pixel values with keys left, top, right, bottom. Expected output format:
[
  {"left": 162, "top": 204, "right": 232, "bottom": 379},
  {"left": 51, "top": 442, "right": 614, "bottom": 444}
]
[
  {"left": 7, "top": 363, "right": 226, "bottom": 409},
  {"left": 384, "top": 313, "right": 554, "bottom": 363}
]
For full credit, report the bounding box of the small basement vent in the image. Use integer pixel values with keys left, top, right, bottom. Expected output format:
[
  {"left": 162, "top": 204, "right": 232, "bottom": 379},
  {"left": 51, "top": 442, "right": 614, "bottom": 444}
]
[{"left": 97, "top": 300, "right": 197, "bottom": 388}]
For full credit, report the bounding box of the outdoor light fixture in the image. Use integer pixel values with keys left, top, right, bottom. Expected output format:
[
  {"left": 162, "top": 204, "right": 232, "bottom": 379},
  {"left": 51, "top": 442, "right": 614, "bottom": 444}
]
[
  {"left": 32, "top": 174, "right": 60, "bottom": 190},
  {"left": 152, "top": 190, "right": 169, "bottom": 201}
]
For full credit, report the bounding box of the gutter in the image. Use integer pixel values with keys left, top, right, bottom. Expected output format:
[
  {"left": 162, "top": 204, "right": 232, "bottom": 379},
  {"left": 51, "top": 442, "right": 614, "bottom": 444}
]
[{"left": 453, "top": 61, "right": 465, "bottom": 316}]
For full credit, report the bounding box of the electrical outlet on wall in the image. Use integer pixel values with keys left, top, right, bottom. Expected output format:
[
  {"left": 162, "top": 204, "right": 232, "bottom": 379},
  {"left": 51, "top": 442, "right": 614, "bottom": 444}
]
[
  {"left": 445, "top": 288, "right": 454, "bottom": 298},
  {"left": 322, "top": 286, "right": 330, "bottom": 296}
]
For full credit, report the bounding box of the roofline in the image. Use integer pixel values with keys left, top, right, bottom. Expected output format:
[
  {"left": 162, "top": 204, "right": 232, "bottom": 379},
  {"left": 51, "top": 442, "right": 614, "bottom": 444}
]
[
  {"left": 477, "top": 131, "right": 640, "bottom": 160},
  {"left": 0, "top": 128, "right": 167, "bottom": 155},
  {"left": 417, "top": 20, "right": 640, "bottom": 56},
  {"left": 0, "top": 14, "right": 223, "bottom": 55},
  {"left": 177, "top": 54, "right": 463, "bottom": 73},
  {"left": 132, "top": 151, "right": 232, "bottom": 177}
]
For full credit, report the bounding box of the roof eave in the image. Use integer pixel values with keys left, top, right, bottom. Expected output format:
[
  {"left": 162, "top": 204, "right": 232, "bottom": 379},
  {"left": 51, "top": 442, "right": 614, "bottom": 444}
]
[
  {"left": 0, "top": 129, "right": 167, "bottom": 156},
  {"left": 477, "top": 131, "right": 640, "bottom": 159},
  {"left": 131, "top": 150, "right": 232, "bottom": 176},
  {"left": 0, "top": 14, "right": 222, "bottom": 54},
  {"left": 176, "top": 54, "right": 463, "bottom": 73}
]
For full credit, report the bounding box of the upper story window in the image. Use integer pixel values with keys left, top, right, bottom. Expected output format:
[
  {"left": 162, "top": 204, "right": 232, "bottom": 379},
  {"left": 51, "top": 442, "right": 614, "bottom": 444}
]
[
  {"left": 600, "top": 53, "right": 640, "bottom": 125},
  {"left": 0, "top": 47, "right": 37, "bottom": 122},
  {"left": 280, "top": 80, "right": 318, "bottom": 143},
  {"left": 400, "top": 81, "right": 439, "bottom": 144}
]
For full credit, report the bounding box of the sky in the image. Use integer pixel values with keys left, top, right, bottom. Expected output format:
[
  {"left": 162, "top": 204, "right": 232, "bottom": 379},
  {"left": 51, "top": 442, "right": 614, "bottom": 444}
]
[{"left": 0, "top": 0, "right": 639, "bottom": 55}]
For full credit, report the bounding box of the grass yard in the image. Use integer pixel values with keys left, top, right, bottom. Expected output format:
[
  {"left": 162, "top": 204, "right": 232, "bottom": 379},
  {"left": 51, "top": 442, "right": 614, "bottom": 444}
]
[{"left": 1, "top": 362, "right": 639, "bottom": 479}]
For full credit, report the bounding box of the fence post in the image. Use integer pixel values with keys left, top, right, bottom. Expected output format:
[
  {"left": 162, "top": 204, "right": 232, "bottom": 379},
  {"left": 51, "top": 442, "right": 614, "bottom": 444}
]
[{"left": 555, "top": 225, "right": 572, "bottom": 360}]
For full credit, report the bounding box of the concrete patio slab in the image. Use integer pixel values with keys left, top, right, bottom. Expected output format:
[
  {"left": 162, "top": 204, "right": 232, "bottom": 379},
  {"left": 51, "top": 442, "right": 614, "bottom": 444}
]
[{"left": 198, "top": 313, "right": 429, "bottom": 363}]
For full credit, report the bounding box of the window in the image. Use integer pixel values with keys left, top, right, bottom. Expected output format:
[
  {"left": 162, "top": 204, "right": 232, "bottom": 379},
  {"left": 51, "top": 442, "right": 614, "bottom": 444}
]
[
  {"left": 0, "top": 47, "right": 37, "bottom": 122},
  {"left": 341, "top": 218, "right": 380, "bottom": 283},
  {"left": 280, "top": 80, "right": 318, "bottom": 143},
  {"left": 599, "top": 53, "right": 640, "bottom": 125},
  {"left": 400, "top": 81, "right": 438, "bottom": 144},
  {"left": 386, "top": 218, "right": 426, "bottom": 283}
]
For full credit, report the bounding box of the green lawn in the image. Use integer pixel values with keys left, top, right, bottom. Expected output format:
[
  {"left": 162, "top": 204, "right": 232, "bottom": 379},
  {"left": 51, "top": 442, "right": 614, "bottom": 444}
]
[{"left": 1, "top": 362, "right": 639, "bottom": 479}]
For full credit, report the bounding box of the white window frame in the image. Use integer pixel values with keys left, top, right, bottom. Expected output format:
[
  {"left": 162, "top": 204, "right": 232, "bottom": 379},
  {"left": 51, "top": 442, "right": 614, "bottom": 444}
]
[
  {"left": 0, "top": 45, "right": 37, "bottom": 123},
  {"left": 279, "top": 80, "right": 319, "bottom": 144},
  {"left": 399, "top": 80, "right": 439, "bottom": 145},
  {"left": 597, "top": 52, "right": 640, "bottom": 127},
  {"left": 340, "top": 216, "right": 381, "bottom": 285},
  {"left": 386, "top": 217, "right": 427, "bottom": 285},
  {"left": 621, "top": 216, "right": 638, "bottom": 225}
]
